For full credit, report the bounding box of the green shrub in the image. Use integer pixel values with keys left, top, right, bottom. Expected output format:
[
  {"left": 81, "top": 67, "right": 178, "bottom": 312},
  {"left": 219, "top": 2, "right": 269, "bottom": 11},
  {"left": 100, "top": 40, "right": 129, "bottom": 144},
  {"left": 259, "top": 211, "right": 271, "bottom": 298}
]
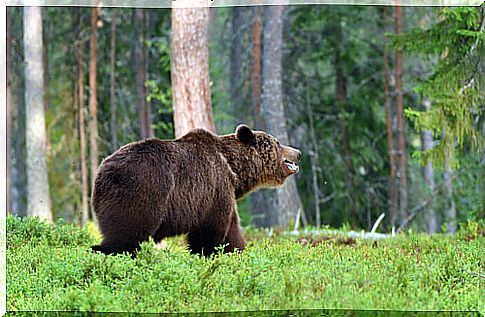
[{"left": 6, "top": 215, "right": 483, "bottom": 313}]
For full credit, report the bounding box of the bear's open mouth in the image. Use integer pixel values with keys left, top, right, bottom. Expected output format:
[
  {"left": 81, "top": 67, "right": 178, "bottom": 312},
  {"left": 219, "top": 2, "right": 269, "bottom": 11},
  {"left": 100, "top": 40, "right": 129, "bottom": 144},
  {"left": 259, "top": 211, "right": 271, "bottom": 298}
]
[{"left": 284, "top": 159, "right": 299, "bottom": 173}]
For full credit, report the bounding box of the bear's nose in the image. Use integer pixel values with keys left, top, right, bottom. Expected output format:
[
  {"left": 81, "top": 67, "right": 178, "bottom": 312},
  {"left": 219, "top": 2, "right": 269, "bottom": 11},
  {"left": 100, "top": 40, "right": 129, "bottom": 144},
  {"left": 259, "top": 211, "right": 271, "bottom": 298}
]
[{"left": 297, "top": 150, "right": 302, "bottom": 161}]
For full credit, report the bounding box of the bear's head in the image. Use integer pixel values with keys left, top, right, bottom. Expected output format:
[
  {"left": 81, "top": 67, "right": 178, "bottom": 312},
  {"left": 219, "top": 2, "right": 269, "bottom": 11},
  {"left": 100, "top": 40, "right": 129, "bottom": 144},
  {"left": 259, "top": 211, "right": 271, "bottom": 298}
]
[{"left": 235, "top": 124, "right": 301, "bottom": 187}]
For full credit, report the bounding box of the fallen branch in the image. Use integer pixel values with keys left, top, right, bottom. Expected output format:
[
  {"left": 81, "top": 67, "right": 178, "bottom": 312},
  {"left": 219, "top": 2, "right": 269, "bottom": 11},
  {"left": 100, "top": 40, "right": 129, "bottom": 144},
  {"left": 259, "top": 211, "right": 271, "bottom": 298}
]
[{"left": 371, "top": 213, "right": 385, "bottom": 234}]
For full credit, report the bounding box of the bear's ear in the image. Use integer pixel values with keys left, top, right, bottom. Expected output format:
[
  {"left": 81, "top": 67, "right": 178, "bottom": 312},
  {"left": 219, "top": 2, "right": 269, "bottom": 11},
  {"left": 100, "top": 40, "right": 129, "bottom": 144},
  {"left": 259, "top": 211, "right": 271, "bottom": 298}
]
[{"left": 236, "top": 124, "right": 256, "bottom": 145}]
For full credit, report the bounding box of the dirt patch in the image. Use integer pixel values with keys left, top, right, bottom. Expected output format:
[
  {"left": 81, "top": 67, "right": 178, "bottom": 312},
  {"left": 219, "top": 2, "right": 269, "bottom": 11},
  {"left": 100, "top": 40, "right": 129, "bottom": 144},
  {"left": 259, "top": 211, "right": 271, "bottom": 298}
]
[{"left": 296, "top": 236, "right": 356, "bottom": 247}]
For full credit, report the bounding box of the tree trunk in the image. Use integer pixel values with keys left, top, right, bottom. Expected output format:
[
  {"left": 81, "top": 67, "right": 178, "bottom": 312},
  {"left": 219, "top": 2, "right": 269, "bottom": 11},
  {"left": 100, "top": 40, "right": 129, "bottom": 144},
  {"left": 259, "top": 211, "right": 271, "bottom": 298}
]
[
  {"left": 89, "top": 7, "right": 99, "bottom": 191},
  {"left": 261, "top": 5, "right": 302, "bottom": 229},
  {"left": 420, "top": 97, "right": 438, "bottom": 233},
  {"left": 42, "top": 18, "right": 50, "bottom": 153},
  {"left": 306, "top": 80, "right": 321, "bottom": 227},
  {"left": 251, "top": 6, "right": 263, "bottom": 130},
  {"left": 110, "top": 10, "right": 118, "bottom": 151},
  {"left": 7, "top": 7, "right": 13, "bottom": 214},
  {"left": 14, "top": 33, "right": 27, "bottom": 216},
  {"left": 230, "top": 7, "right": 244, "bottom": 124},
  {"left": 78, "top": 44, "right": 89, "bottom": 226},
  {"left": 395, "top": 5, "right": 408, "bottom": 226},
  {"left": 23, "top": 6, "right": 52, "bottom": 222},
  {"left": 481, "top": 120, "right": 485, "bottom": 221},
  {"left": 382, "top": 7, "right": 398, "bottom": 228},
  {"left": 249, "top": 6, "right": 271, "bottom": 227},
  {"left": 335, "top": 46, "right": 357, "bottom": 228},
  {"left": 171, "top": 3, "right": 215, "bottom": 138},
  {"left": 443, "top": 145, "right": 457, "bottom": 233},
  {"left": 145, "top": 11, "right": 154, "bottom": 138},
  {"left": 135, "top": 9, "right": 152, "bottom": 139}
]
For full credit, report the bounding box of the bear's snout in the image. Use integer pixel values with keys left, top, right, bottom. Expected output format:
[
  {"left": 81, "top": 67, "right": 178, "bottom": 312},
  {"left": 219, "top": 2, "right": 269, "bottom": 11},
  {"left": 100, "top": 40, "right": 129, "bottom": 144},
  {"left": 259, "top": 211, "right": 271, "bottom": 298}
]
[
  {"left": 281, "top": 145, "right": 301, "bottom": 175},
  {"left": 282, "top": 145, "right": 301, "bottom": 163}
]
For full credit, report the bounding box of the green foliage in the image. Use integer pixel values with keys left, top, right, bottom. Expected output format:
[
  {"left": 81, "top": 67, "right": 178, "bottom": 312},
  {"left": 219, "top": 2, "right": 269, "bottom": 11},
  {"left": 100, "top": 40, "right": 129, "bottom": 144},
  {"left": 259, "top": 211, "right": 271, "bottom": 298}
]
[
  {"left": 146, "top": 79, "right": 174, "bottom": 139},
  {"left": 145, "top": 12, "right": 174, "bottom": 140},
  {"left": 7, "top": 215, "right": 483, "bottom": 312},
  {"left": 8, "top": 6, "right": 482, "bottom": 232},
  {"left": 286, "top": 6, "right": 391, "bottom": 228},
  {"left": 392, "top": 7, "right": 484, "bottom": 169}
]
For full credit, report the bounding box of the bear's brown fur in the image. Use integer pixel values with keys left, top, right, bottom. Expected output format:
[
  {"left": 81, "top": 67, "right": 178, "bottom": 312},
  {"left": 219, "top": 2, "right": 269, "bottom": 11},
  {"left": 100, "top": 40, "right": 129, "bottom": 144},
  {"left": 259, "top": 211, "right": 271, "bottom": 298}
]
[{"left": 91, "top": 125, "right": 301, "bottom": 256}]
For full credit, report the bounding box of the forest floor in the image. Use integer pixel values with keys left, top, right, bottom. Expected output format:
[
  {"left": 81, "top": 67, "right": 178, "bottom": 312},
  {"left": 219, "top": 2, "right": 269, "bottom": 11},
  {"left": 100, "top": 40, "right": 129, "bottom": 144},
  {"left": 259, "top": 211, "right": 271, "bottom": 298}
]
[{"left": 6, "top": 215, "right": 484, "bottom": 313}]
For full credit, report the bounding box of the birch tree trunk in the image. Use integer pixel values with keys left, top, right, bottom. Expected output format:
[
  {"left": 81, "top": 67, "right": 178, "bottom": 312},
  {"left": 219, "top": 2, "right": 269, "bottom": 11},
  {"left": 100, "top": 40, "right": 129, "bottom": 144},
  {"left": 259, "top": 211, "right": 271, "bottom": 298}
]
[
  {"left": 23, "top": 6, "right": 52, "bottom": 222},
  {"left": 89, "top": 7, "right": 99, "bottom": 190},
  {"left": 110, "top": 10, "right": 118, "bottom": 151},
  {"left": 395, "top": 5, "right": 408, "bottom": 226},
  {"left": 261, "top": 5, "right": 302, "bottom": 228},
  {"left": 171, "top": 3, "right": 215, "bottom": 138}
]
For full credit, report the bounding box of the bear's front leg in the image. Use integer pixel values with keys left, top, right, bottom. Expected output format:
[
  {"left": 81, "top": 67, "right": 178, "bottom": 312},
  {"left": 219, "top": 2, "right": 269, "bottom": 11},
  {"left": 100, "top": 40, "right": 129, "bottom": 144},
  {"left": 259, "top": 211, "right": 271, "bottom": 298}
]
[
  {"left": 187, "top": 223, "right": 226, "bottom": 256},
  {"left": 187, "top": 209, "right": 245, "bottom": 255},
  {"left": 187, "top": 189, "right": 245, "bottom": 256},
  {"left": 222, "top": 211, "right": 245, "bottom": 253}
]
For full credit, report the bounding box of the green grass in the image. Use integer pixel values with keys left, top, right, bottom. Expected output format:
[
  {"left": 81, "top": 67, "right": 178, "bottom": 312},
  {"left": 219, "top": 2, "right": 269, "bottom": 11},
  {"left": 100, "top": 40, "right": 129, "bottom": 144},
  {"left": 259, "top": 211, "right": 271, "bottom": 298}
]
[{"left": 6, "top": 215, "right": 484, "bottom": 313}]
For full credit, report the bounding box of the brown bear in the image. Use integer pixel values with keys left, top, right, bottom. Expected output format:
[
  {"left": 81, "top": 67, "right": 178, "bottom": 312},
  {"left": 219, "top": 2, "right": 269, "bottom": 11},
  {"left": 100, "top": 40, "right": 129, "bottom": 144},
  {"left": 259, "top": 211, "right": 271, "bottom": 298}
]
[{"left": 91, "top": 125, "right": 301, "bottom": 256}]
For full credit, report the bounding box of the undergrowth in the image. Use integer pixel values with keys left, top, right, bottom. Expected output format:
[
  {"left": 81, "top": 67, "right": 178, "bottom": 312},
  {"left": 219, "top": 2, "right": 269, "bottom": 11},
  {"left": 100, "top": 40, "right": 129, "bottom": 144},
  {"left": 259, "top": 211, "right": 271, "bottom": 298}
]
[{"left": 6, "top": 215, "right": 484, "bottom": 313}]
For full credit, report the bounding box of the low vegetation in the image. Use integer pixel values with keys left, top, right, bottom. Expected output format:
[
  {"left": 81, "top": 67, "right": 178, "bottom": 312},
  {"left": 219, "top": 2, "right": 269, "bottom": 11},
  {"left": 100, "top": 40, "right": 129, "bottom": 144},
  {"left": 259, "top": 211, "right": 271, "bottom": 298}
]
[{"left": 7, "top": 215, "right": 484, "bottom": 313}]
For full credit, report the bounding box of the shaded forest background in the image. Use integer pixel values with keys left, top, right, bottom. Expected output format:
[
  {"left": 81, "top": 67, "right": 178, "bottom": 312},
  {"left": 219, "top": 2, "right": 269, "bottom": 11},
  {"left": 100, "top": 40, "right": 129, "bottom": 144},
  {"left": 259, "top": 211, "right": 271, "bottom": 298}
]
[{"left": 6, "top": 5, "right": 484, "bottom": 233}]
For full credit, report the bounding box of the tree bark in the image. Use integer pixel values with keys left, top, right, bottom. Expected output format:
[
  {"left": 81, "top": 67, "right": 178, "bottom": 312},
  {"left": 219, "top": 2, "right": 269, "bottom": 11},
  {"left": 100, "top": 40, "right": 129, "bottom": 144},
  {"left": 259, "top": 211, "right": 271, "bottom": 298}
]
[
  {"left": 14, "top": 30, "right": 27, "bottom": 216},
  {"left": 382, "top": 7, "right": 398, "bottom": 228},
  {"left": 78, "top": 43, "right": 89, "bottom": 226},
  {"left": 7, "top": 7, "right": 13, "bottom": 214},
  {"left": 145, "top": 11, "right": 154, "bottom": 138},
  {"left": 251, "top": 6, "right": 263, "bottom": 130},
  {"left": 335, "top": 46, "right": 357, "bottom": 228},
  {"left": 171, "top": 3, "right": 215, "bottom": 138},
  {"left": 23, "top": 6, "right": 52, "bottom": 222},
  {"left": 306, "top": 80, "right": 321, "bottom": 227},
  {"left": 42, "top": 16, "right": 50, "bottom": 153},
  {"left": 230, "top": 7, "right": 244, "bottom": 124},
  {"left": 443, "top": 145, "right": 457, "bottom": 233},
  {"left": 135, "top": 9, "right": 152, "bottom": 139},
  {"left": 420, "top": 98, "right": 438, "bottom": 233},
  {"left": 110, "top": 10, "right": 118, "bottom": 151},
  {"left": 261, "top": 5, "right": 303, "bottom": 229},
  {"left": 481, "top": 120, "right": 485, "bottom": 221},
  {"left": 395, "top": 5, "right": 408, "bottom": 226},
  {"left": 89, "top": 7, "right": 99, "bottom": 191},
  {"left": 249, "top": 6, "right": 272, "bottom": 227}
]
